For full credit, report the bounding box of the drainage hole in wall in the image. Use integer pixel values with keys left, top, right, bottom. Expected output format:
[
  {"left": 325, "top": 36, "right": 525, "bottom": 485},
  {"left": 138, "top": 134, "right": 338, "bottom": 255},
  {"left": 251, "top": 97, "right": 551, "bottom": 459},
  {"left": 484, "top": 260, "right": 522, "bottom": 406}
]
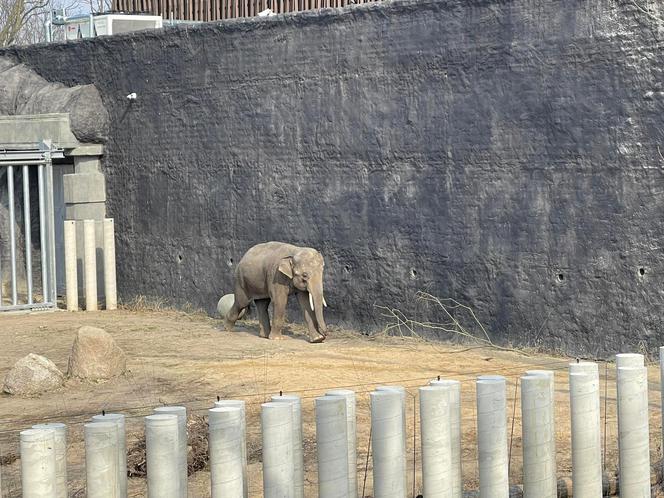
[
  {"left": 228, "top": 258, "right": 234, "bottom": 266},
  {"left": 639, "top": 267, "right": 645, "bottom": 276},
  {"left": 177, "top": 254, "right": 183, "bottom": 263},
  {"left": 557, "top": 273, "right": 564, "bottom": 281},
  {"left": 343, "top": 265, "right": 350, "bottom": 273},
  {"left": 410, "top": 269, "right": 418, "bottom": 278}
]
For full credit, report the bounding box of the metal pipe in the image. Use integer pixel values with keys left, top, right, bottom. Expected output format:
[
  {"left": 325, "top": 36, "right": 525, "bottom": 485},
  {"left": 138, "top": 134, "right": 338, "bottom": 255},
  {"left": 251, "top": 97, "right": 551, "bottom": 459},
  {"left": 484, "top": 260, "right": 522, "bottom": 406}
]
[
  {"left": 20, "top": 428, "right": 57, "bottom": 497},
  {"left": 31, "top": 423, "right": 67, "bottom": 498},
  {"left": 22, "top": 165, "right": 33, "bottom": 304},
  {"left": 84, "top": 422, "right": 119, "bottom": 498},
  {"left": 209, "top": 406, "right": 244, "bottom": 498},
  {"left": 617, "top": 366, "right": 651, "bottom": 497},
  {"left": 476, "top": 375, "right": 508, "bottom": 498},
  {"left": 145, "top": 414, "right": 180, "bottom": 498},
  {"left": 270, "top": 394, "right": 304, "bottom": 498},
  {"left": 38, "top": 165, "right": 48, "bottom": 303},
  {"left": 83, "top": 219, "right": 97, "bottom": 311},
  {"left": 315, "top": 396, "right": 349, "bottom": 498},
  {"left": 261, "top": 402, "right": 295, "bottom": 498},
  {"left": 325, "top": 389, "right": 357, "bottom": 498},
  {"left": 45, "top": 161, "right": 56, "bottom": 304},
  {"left": 8, "top": 165, "right": 17, "bottom": 305},
  {"left": 214, "top": 400, "right": 248, "bottom": 498},
  {"left": 64, "top": 220, "right": 78, "bottom": 311},
  {"left": 91, "top": 413, "right": 127, "bottom": 498},
  {"left": 419, "top": 385, "right": 452, "bottom": 498},
  {"left": 103, "top": 218, "right": 117, "bottom": 310},
  {"left": 429, "top": 379, "right": 462, "bottom": 497},
  {"left": 153, "top": 406, "right": 188, "bottom": 497},
  {"left": 370, "top": 390, "right": 406, "bottom": 498}
]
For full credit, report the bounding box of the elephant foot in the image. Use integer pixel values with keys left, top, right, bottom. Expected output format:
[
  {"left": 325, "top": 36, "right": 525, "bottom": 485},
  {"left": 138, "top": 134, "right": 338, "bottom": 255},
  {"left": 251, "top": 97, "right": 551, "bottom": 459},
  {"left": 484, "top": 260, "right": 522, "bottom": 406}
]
[
  {"left": 224, "top": 319, "right": 235, "bottom": 332},
  {"left": 310, "top": 334, "right": 325, "bottom": 344},
  {"left": 269, "top": 334, "right": 286, "bottom": 341}
]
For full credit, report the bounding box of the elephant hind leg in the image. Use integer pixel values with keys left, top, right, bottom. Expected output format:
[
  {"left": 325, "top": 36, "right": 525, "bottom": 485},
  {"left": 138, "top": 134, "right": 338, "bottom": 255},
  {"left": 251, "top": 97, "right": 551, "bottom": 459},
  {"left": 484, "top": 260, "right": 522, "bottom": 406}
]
[
  {"left": 224, "top": 287, "right": 250, "bottom": 332},
  {"left": 255, "top": 298, "right": 271, "bottom": 338}
]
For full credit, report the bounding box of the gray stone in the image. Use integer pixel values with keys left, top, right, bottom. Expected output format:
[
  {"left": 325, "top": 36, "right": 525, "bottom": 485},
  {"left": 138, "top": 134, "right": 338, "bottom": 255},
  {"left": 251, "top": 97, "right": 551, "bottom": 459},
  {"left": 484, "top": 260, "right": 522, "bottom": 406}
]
[
  {"left": 68, "top": 326, "right": 126, "bottom": 380},
  {"left": 3, "top": 354, "right": 65, "bottom": 396}
]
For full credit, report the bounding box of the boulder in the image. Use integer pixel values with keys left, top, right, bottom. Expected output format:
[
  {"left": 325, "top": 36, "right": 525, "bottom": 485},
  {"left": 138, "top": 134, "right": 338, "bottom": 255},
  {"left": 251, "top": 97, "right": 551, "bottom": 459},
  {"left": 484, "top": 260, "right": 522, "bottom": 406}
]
[
  {"left": 68, "top": 326, "right": 126, "bottom": 380},
  {"left": 3, "top": 354, "right": 64, "bottom": 396}
]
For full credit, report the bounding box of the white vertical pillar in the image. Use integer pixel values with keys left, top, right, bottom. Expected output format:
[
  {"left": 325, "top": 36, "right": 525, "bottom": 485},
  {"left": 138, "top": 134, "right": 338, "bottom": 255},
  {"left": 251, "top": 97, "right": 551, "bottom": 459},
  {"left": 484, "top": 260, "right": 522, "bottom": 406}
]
[
  {"left": 261, "top": 402, "right": 295, "bottom": 498},
  {"left": 145, "top": 414, "right": 180, "bottom": 498},
  {"left": 316, "top": 396, "right": 349, "bottom": 498},
  {"left": 660, "top": 347, "right": 664, "bottom": 476},
  {"left": 64, "top": 220, "right": 78, "bottom": 311},
  {"left": 20, "top": 428, "right": 56, "bottom": 498},
  {"left": 430, "top": 379, "right": 462, "bottom": 497},
  {"left": 419, "top": 385, "right": 452, "bottom": 498},
  {"left": 31, "top": 423, "right": 67, "bottom": 498},
  {"left": 521, "top": 374, "right": 556, "bottom": 498},
  {"left": 270, "top": 394, "right": 304, "bottom": 498},
  {"left": 83, "top": 219, "right": 97, "bottom": 311},
  {"left": 84, "top": 421, "right": 119, "bottom": 498},
  {"left": 616, "top": 353, "right": 644, "bottom": 369},
  {"left": 209, "top": 406, "right": 244, "bottom": 498},
  {"left": 375, "top": 385, "right": 407, "bottom": 491},
  {"left": 476, "top": 375, "right": 508, "bottom": 498},
  {"left": 524, "top": 369, "right": 556, "bottom": 492},
  {"left": 568, "top": 362, "right": 601, "bottom": 498},
  {"left": 370, "top": 390, "right": 406, "bottom": 498},
  {"left": 153, "top": 406, "right": 187, "bottom": 498},
  {"left": 91, "top": 413, "right": 127, "bottom": 498},
  {"left": 325, "top": 389, "right": 357, "bottom": 498},
  {"left": 103, "top": 218, "right": 118, "bottom": 310},
  {"left": 617, "top": 365, "right": 651, "bottom": 498},
  {"left": 214, "top": 400, "right": 248, "bottom": 498}
]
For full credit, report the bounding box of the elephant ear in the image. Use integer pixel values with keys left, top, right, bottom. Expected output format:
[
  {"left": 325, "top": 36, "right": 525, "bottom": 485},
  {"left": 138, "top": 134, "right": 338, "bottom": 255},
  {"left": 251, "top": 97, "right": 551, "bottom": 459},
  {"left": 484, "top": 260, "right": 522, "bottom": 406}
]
[{"left": 278, "top": 257, "right": 293, "bottom": 279}]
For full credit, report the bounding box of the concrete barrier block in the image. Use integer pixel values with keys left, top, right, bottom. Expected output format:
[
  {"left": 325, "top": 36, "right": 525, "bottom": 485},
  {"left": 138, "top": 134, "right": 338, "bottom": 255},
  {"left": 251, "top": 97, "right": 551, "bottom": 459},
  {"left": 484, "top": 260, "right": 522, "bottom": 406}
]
[{"left": 64, "top": 173, "right": 106, "bottom": 203}]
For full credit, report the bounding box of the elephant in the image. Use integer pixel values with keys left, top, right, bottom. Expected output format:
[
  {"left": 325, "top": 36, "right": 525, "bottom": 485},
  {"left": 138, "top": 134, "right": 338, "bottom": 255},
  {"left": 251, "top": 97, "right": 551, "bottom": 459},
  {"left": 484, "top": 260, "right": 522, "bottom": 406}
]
[{"left": 224, "top": 242, "right": 328, "bottom": 343}]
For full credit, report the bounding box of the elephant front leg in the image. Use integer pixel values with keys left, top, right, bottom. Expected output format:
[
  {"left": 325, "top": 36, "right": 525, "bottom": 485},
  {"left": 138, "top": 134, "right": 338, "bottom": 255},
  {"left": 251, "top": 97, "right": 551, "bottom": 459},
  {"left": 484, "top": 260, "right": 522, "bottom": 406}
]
[
  {"left": 269, "top": 291, "right": 288, "bottom": 340},
  {"left": 255, "top": 299, "right": 271, "bottom": 339},
  {"left": 296, "top": 292, "right": 325, "bottom": 343}
]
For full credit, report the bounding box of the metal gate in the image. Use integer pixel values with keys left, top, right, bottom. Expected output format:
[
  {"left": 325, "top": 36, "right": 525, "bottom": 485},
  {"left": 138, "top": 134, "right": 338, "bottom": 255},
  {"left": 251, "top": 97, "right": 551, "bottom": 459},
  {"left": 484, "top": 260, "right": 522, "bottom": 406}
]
[{"left": 0, "top": 142, "right": 62, "bottom": 311}]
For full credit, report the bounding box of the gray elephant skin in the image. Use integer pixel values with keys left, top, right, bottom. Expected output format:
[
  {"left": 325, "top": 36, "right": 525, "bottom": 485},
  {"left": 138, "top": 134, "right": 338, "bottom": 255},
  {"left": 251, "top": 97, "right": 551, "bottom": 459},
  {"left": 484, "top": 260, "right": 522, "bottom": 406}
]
[{"left": 224, "top": 242, "right": 328, "bottom": 343}]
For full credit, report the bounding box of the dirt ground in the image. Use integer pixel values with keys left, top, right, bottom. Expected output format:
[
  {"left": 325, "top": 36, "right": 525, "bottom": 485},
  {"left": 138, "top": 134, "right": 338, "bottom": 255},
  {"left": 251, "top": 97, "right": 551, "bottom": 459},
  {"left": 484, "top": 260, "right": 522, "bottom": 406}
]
[{"left": 0, "top": 308, "right": 662, "bottom": 497}]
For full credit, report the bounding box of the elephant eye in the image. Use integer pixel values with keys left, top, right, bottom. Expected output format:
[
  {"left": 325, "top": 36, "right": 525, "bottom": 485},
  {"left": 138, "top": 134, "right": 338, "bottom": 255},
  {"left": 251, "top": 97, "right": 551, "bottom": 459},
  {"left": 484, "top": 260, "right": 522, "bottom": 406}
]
[{"left": 302, "top": 272, "right": 309, "bottom": 279}]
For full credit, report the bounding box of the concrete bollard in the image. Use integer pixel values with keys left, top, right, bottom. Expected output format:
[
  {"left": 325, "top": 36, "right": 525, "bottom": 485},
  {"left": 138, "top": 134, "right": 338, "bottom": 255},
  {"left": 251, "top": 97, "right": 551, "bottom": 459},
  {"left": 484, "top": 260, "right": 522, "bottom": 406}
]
[
  {"left": 91, "top": 413, "right": 127, "bottom": 498},
  {"left": 261, "top": 402, "right": 295, "bottom": 498},
  {"left": 153, "top": 406, "right": 188, "bottom": 498},
  {"left": 209, "top": 406, "right": 244, "bottom": 498},
  {"left": 616, "top": 353, "right": 644, "bottom": 368},
  {"left": 83, "top": 219, "right": 97, "bottom": 311},
  {"left": 568, "top": 362, "right": 601, "bottom": 498},
  {"left": 64, "top": 220, "right": 78, "bottom": 311},
  {"left": 145, "top": 414, "right": 180, "bottom": 498},
  {"left": 375, "top": 385, "right": 408, "bottom": 492},
  {"left": 31, "top": 423, "right": 67, "bottom": 498},
  {"left": 419, "top": 385, "right": 452, "bottom": 498},
  {"left": 84, "top": 421, "right": 119, "bottom": 498},
  {"left": 430, "top": 378, "right": 462, "bottom": 498},
  {"left": 214, "top": 400, "right": 248, "bottom": 498},
  {"left": 661, "top": 347, "right": 664, "bottom": 478},
  {"left": 524, "top": 370, "right": 556, "bottom": 493},
  {"left": 617, "top": 365, "right": 651, "bottom": 498},
  {"left": 326, "top": 389, "right": 358, "bottom": 498},
  {"left": 521, "top": 374, "right": 556, "bottom": 498},
  {"left": 270, "top": 394, "right": 304, "bottom": 498},
  {"left": 315, "top": 396, "right": 349, "bottom": 498},
  {"left": 370, "top": 390, "right": 406, "bottom": 498},
  {"left": 476, "top": 376, "right": 508, "bottom": 498},
  {"left": 20, "top": 428, "right": 57, "bottom": 498},
  {"left": 103, "top": 218, "right": 117, "bottom": 310}
]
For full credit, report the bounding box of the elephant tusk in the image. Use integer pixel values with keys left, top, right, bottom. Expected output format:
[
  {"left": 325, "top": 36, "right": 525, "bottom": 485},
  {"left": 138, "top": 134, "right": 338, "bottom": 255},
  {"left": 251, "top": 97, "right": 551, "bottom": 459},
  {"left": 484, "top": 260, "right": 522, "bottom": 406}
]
[
  {"left": 322, "top": 296, "right": 327, "bottom": 308},
  {"left": 309, "top": 292, "right": 315, "bottom": 311}
]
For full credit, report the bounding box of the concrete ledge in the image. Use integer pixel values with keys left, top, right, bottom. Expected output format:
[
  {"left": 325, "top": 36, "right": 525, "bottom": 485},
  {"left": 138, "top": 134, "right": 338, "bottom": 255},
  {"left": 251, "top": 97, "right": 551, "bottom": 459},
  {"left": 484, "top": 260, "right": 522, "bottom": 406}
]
[
  {"left": 65, "top": 202, "right": 106, "bottom": 220},
  {"left": 66, "top": 144, "right": 104, "bottom": 156},
  {"left": 0, "top": 113, "right": 80, "bottom": 148},
  {"left": 64, "top": 173, "right": 106, "bottom": 204}
]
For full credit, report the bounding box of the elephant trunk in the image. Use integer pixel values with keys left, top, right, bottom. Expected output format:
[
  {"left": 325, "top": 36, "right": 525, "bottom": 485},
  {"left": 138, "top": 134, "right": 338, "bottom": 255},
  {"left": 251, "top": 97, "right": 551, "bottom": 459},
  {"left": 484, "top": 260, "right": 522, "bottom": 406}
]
[{"left": 307, "top": 280, "right": 327, "bottom": 336}]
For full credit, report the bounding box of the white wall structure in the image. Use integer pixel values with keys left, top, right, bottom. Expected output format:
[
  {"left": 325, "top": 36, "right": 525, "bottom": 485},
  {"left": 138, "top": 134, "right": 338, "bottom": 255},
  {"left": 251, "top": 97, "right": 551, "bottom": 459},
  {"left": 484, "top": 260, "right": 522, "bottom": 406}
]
[
  {"left": 419, "top": 385, "right": 452, "bottom": 498},
  {"left": 31, "top": 423, "right": 67, "bottom": 498},
  {"left": 520, "top": 374, "right": 556, "bottom": 498},
  {"left": 270, "top": 394, "right": 304, "bottom": 498},
  {"left": 261, "top": 402, "right": 295, "bottom": 498},
  {"left": 83, "top": 219, "right": 97, "bottom": 310},
  {"left": 568, "top": 362, "right": 601, "bottom": 498},
  {"left": 476, "top": 375, "right": 508, "bottom": 498},
  {"left": 20, "top": 428, "right": 56, "bottom": 498},
  {"left": 315, "top": 396, "right": 349, "bottom": 498},
  {"left": 429, "top": 379, "right": 462, "bottom": 497},
  {"left": 617, "top": 365, "right": 651, "bottom": 498},
  {"left": 91, "top": 413, "right": 127, "bottom": 498},
  {"left": 209, "top": 406, "right": 244, "bottom": 498},
  {"left": 153, "top": 406, "right": 188, "bottom": 498},
  {"left": 145, "top": 414, "right": 180, "bottom": 498},
  {"left": 63, "top": 220, "right": 78, "bottom": 311},
  {"left": 370, "top": 390, "right": 406, "bottom": 498},
  {"left": 214, "top": 399, "right": 248, "bottom": 498},
  {"left": 103, "top": 218, "right": 117, "bottom": 310},
  {"left": 84, "top": 421, "right": 119, "bottom": 498},
  {"left": 325, "top": 389, "right": 358, "bottom": 498}
]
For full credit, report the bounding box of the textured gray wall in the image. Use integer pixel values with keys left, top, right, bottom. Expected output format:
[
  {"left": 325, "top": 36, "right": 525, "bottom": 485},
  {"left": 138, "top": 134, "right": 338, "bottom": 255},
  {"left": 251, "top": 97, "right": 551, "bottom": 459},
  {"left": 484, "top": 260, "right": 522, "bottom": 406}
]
[{"left": 3, "top": 0, "right": 664, "bottom": 355}]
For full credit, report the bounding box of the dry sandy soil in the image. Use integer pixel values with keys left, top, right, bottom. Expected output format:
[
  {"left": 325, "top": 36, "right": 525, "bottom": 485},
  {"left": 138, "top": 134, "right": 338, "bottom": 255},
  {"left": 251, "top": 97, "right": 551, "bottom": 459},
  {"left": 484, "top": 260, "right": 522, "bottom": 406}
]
[{"left": 0, "top": 308, "right": 662, "bottom": 497}]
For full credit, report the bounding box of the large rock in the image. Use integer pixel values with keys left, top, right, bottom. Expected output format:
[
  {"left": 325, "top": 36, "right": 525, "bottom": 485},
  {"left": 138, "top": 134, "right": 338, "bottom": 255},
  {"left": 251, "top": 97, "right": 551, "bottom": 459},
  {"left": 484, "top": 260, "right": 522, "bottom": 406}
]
[
  {"left": 3, "top": 354, "right": 64, "bottom": 396},
  {"left": 68, "top": 326, "right": 126, "bottom": 380}
]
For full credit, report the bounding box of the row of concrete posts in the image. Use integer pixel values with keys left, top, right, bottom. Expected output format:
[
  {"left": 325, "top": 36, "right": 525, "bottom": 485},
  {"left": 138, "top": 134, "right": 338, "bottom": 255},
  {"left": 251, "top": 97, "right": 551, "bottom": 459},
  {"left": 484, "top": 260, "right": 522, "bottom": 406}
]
[{"left": 12, "top": 350, "right": 661, "bottom": 497}]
